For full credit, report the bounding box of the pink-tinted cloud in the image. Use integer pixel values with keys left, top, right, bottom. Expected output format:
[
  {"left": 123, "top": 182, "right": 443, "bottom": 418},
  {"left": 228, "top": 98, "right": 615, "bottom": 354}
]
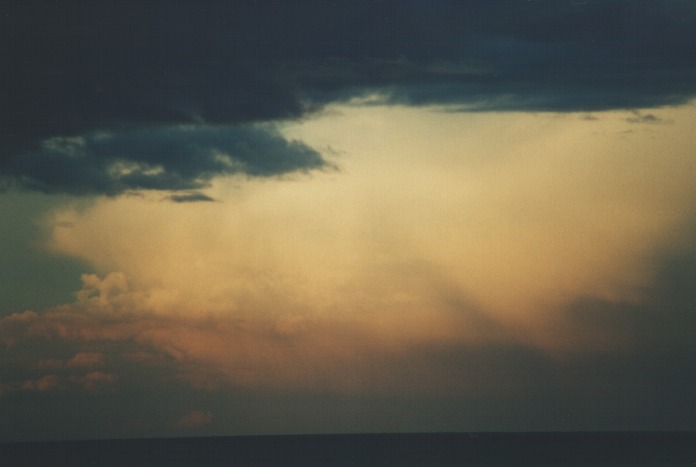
[
  {"left": 36, "top": 352, "right": 105, "bottom": 370},
  {"left": 23, "top": 375, "right": 61, "bottom": 392},
  {"left": 0, "top": 268, "right": 660, "bottom": 397},
  {"left": 71, "top": 371, "right": 118, "bottom": 391},
  {"left": 67, "top": 352, "right": 105, "bottom": 368}
]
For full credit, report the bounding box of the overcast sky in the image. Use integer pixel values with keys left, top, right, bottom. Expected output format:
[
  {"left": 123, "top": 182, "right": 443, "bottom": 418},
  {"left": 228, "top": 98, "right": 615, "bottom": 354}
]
[{"left": 3, "top": 0, "right": 696, "bottom": 441}]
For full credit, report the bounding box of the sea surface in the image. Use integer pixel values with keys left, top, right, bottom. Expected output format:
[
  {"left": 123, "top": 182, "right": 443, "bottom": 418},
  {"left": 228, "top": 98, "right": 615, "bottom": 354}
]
[{"left": 2, "top": 432, "right": 695, "bottom": 466}]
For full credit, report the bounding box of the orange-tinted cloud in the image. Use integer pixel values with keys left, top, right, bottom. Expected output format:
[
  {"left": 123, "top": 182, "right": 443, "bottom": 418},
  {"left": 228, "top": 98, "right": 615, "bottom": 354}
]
[
  {"left": 44, "top": 104, "right": 696, "bottom": 352},
  {"left": 177, "top": 410, "right": 213, "bottom": 429},
  {"left": 67, "top": 352, "right": 105, "bottom": 368},
  {"left": 0, "top": 371, "right": 117, "bottom": 396},
  {"left": 37, "top": 352, "right": 105, "bottom": 370},
  {"left": 23, "top": 375, "right": 61, "bottom": 392},
  {"left": 3, "top": 102, "right": 692, "bottom": 400},
  {"left": 72, "top": 371, "right": 118, "bottom": 391}
]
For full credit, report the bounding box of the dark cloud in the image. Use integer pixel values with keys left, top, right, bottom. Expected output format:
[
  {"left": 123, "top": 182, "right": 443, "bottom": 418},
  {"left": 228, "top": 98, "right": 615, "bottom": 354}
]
[
  {"left": 2, "top": 0, "right": 696, "bottom": 196},
  {"left": 544, "top": 244, "right": 696, "bottom": 429},
  {"left": 1, "top": 126, "right": 325, "bottom": 196},
  {"left": 168, "top": 192, "right": 216, "bottom": 203},
  {"left": 561, "top": 245, "right": 696, "bottom": 353}
]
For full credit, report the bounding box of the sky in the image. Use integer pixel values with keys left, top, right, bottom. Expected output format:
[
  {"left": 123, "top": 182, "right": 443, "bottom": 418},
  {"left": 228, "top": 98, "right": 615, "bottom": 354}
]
[{"left": 2, "top": 0, "right": 696, "bottom": 441}]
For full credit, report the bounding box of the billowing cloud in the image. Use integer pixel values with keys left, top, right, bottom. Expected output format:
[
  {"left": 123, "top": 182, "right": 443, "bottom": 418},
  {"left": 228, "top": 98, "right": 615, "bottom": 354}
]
[
  {"left": 0, "top": 274, "right": 463, "bottom": 395},
  {"left": 2, "top": 256, "right": 696, "bottom": 435}
]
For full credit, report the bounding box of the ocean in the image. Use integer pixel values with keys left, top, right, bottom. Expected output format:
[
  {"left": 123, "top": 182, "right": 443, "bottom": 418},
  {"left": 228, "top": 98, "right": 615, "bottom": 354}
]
[{"left": 2, "top": 432, "right": 695, "bottom": 466}]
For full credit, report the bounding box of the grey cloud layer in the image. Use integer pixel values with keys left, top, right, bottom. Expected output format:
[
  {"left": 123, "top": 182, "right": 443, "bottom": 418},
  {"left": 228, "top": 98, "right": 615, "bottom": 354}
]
[{"left": 2, "top": 0, "right": 696, "bottom": 195}]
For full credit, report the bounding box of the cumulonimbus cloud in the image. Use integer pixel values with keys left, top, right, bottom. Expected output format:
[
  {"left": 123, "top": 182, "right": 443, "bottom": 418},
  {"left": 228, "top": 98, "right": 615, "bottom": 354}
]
[{"left": 35, "top": 103, "right": 696, "bottom": 355}]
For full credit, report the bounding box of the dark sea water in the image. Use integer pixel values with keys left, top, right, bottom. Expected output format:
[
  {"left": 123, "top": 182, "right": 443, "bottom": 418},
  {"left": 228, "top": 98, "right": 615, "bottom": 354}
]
[{"left": 2, "top": 432, "right": 695, "bottom": 466}]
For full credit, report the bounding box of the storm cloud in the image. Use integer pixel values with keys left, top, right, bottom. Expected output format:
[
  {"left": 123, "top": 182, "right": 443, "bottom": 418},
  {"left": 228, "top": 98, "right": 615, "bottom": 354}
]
[
  {"left": 3, "top": 1, "right": 696, "bottom": 196},
  {"left": 4, "top": 1, "right": 696, "bottom": 441}
]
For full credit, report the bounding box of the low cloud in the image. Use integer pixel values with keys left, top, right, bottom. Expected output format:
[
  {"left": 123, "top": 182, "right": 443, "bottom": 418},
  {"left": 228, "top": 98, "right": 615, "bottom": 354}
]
[
  {"left": 2, "top": 125, "right": 326, "bottom": 197},
  {"left": 0, "top": 273, "right": 513, "bottom": 394},
  {"left": 167, "top": 192, "right": 216, "bottom": 203}
]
